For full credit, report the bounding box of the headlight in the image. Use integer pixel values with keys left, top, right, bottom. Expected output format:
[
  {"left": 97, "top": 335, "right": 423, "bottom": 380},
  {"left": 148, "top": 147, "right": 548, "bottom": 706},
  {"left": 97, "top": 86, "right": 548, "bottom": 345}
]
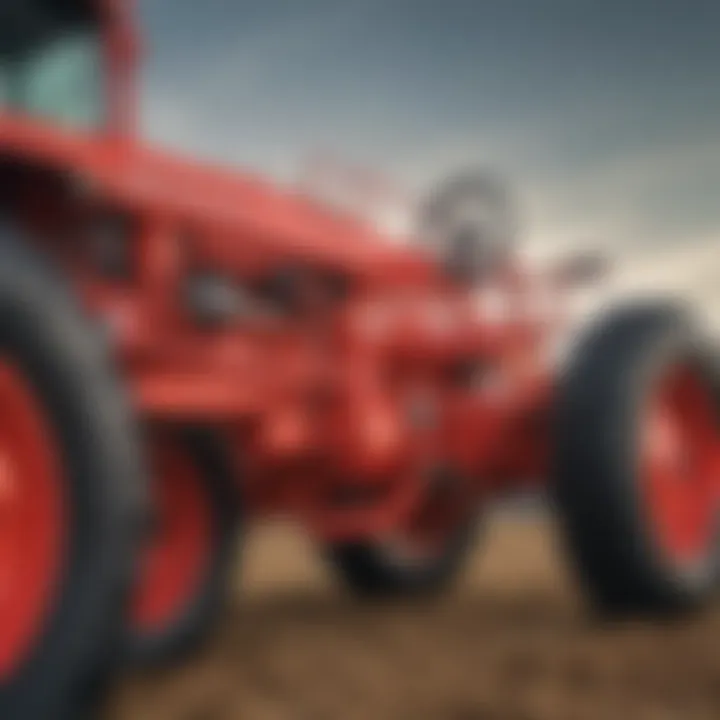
[{"left": 185, "top": 273, "right": 253, "bottom": 327}]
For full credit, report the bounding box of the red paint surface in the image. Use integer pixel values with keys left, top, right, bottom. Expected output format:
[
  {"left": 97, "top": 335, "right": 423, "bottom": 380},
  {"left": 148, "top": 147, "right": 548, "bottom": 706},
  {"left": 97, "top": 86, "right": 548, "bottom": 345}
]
[
  {"left": 643, "top": 366, "right": 720, "bottom": 566},
  {"left": 0, "top": 362, "right": 65, "bottom": 679}
]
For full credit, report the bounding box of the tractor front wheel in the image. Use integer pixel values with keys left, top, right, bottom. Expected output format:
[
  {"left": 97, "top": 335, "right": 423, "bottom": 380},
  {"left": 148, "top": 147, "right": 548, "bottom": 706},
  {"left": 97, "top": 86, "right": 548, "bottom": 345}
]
[
  {"left": 554, "top": 302, "right": 720, "bottom": 613},
  {"left": 328, "top": 468, "right": 479, "bottom": 597},
  {"left": 126, "top": 431, "right": 239, "bottom": 667}
]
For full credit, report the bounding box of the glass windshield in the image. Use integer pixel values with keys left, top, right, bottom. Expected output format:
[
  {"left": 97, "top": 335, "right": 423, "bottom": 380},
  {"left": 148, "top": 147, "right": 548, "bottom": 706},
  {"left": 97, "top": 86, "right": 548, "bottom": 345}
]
[{"left": 0, "top": 27, "right": 104, "bottom": 130}]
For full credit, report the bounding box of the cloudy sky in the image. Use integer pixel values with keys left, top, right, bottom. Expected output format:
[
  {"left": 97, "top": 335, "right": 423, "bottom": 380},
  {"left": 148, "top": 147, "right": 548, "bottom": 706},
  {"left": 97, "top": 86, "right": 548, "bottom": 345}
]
[{"left": 136, "top": 0, "right": 720, "bottom": 257}]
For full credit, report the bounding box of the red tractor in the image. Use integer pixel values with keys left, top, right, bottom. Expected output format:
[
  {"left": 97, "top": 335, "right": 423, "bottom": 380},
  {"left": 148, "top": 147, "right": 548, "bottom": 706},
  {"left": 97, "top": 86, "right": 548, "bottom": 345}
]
[{"left": 0, "top": 2, "right": 719, "bottom": 718}]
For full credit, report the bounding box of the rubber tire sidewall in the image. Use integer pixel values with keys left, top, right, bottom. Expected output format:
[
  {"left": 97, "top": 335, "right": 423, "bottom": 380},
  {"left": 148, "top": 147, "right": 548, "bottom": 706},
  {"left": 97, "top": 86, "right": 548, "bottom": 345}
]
[
  {"left": 0, "top": 232, "right": 147, "bottom": 719},
  {"left": 553, "top": 301, "right": 720, "bottom": 614},
  {"left": 328, "top": 511, "right": 479, "bottom": 598}
]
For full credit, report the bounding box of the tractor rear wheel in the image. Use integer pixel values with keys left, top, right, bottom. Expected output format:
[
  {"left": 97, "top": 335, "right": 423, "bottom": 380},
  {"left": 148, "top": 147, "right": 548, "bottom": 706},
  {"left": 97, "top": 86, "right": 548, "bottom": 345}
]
[
  {"left": 126, "top": 431, "right": 239, "bottom": 667},
  {"left": 554, "top": 302, "right": 720, "bottom": 613},
  {"left": 328, "top": 468, "right": 478, "bottom": 597},
  {"left": 0, "top": 235, "right": 146, "bottom": 719}
]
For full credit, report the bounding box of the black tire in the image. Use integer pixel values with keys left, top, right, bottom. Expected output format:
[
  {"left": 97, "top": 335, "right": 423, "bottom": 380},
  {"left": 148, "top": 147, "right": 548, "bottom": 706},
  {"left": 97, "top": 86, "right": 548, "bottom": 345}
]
[
  {"left": 328, "top": 471, "right": 479, "bottom": 598},
  {"left": 553, "top": 300, "right": 720, "bottom": 614},
  {"left": 125, "top": 430, "right": 239, "bottom": 667},
  {"left": 0, "top": 232, "right": 146, "bottom": 719}
]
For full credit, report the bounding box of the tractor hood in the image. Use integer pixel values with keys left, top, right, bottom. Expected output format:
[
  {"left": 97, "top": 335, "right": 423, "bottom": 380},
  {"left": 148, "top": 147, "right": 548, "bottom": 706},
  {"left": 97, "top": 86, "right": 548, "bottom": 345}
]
[{"left": 0, "top": 113, "right": 437, "bottom": 284}]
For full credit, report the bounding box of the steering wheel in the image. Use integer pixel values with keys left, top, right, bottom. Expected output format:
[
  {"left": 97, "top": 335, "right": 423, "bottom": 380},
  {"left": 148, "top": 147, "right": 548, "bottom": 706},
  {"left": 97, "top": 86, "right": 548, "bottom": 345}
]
[{"left": 417, "top": 169, "right": 519, "bottom": 284}]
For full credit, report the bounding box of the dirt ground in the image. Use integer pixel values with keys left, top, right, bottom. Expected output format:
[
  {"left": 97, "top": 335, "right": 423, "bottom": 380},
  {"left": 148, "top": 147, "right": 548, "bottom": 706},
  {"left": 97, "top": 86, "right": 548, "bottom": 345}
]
[{"left": 107, "top": 512, "right": 720, "bottom": 720}]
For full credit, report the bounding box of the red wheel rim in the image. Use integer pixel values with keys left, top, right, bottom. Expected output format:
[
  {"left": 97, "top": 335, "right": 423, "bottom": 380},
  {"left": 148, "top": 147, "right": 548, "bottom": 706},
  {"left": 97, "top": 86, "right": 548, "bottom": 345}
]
[
  {"left": 0, "top": 361, "right": 64, "bottom": 679},
  {"left": 642, "top": 365, "right": 720, "bottom": 567},
  {"left": 132, "top": 438, "right": 214, "bottom": 633}
]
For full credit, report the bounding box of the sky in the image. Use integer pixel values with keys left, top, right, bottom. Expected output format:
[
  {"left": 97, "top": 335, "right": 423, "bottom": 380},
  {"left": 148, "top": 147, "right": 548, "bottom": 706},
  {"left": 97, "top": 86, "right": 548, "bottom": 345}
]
[{"left": 136, "top": 0, "right": 720, "bottom": 258}]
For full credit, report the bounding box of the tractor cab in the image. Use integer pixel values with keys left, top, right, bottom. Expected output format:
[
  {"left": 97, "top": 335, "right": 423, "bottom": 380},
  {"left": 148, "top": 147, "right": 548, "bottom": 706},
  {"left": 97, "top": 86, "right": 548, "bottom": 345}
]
[{"left": 0, "top": 0, "right": 134, "bottom": 134}]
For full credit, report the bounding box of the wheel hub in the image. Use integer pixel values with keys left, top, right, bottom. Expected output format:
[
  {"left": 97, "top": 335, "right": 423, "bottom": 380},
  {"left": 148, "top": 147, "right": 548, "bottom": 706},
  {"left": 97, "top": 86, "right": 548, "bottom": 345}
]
[{"left": 643, "top": 366, "right": 720, "bottom": 567}]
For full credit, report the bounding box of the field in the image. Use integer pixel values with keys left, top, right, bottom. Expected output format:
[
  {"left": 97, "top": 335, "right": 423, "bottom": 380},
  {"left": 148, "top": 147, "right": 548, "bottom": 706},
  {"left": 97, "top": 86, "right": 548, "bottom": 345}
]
[{"left": 108, "top": 512, "right": 720, "bottom": 720}]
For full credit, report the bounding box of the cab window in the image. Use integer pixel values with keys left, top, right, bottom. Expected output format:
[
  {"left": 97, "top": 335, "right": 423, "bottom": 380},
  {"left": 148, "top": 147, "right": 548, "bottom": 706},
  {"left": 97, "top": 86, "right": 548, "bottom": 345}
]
[
  {"left": 17, "top": 33, "right": 104, "bottom": 129},
  {"left": 0, "top": 4, "right": 104, "bottom": 130}
]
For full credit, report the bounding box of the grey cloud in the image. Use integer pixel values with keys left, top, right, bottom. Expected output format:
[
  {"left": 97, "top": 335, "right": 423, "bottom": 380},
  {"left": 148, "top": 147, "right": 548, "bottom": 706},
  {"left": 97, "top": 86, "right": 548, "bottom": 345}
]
[{"left": 136, "top": 0, "right": 720, "bottom": 253}]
